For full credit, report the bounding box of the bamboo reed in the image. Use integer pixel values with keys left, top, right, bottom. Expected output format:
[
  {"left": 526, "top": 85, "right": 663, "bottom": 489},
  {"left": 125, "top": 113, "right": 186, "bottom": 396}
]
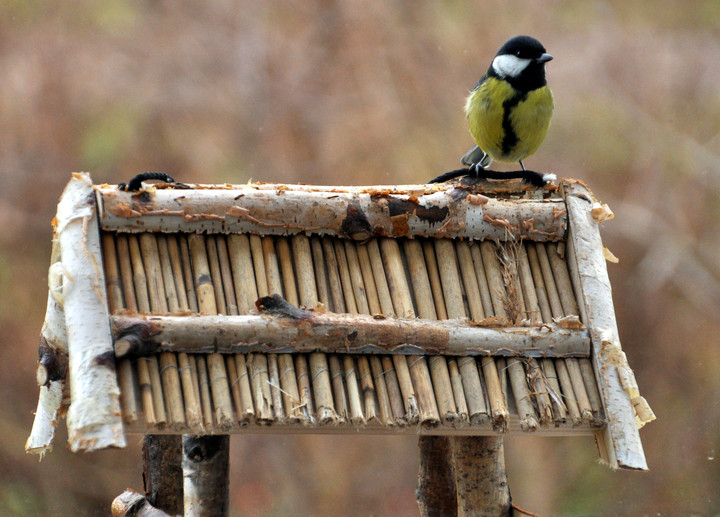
[
  {"left": 310, "top": 237, "right": 331, "bottom": 308},
  {"left": 277, "top": 353, "right": 304, "bottom": 422},
  {"left": 344, "top": 240, "right": 371, "bottom": 315},
  {"left": 343, "top": 355, "right": 365, "bottom": 425},
  {"left": 369, "top": 355, "right": 394, "bottom": 426},
  {"left": 179, "top": 236, "right": 199, "bottom": 312},
  {"left": 428, "top": 356, "right": 457, "bottom": 424},
  {"left": 507, "top": 358, "right": 538, "bottom": 431},
  {"left": 546, "top": 242, "right": 579, "bottom": 317},
  {"left": 145, "top": 356, "right": 167, "bottom": 426},
  {"left": 157, "top": 235, "right": 180, "bottom": 313},
  {"left": 136, "top": 357, "right": 156, "bottom": 425},
  {"left": 250, "top": 234, "right": 269, "bottom": 297},
  {"left": 579, "top": 358, "right": 604, "bottom": 423},
  {"left": 103, "top": 233, "right": 124, "bottom": 312},
  {"left": 392, "top": 354, "right": 418, "bottom": 423},
  {"left": 357, "top": 356, "right": 377, "bottom": 423},
  {"left": 534, "top": 243, "right": 564, "bottom": 318},
  {"left": 480, "top": 357, "right": 508, "bottom": 431},
  {"left": 128, "top": 235, "right": 151, "bottom": 313},
  {"left": 366, "top": 239, "right": 395, "bottom": 316},
  {"left": 233, "top": 354, "right": 255, "bottom": 423},
  {"left": 541, "top": 358, "right": 567, "bottom": 424},
  {"left": 276, "top": 238, "right": 299, "bottom": 306},
  {"left": 248, "top": 353, "right": 273, "bottom": 424},
  {"left": 555, "top": 359, "right": 582, "bottom": 425},
  {"left": 196, "top": 355, "right": 215, "bottom": 428},
  {"left": 139, "top": 234, "right": 168, "bottom": 313},
  {"left": 117, "top": 359, "right": 137, "bottom": 424},
  {"left": 404, "top": 240, "right": 437, "bottom": 320},
  {"left": 166, "top": 235, "right": 190, "bottom": 311},
  {"left": 262, "top": 236, "right": 284, "bottom": 298},
  {"left": 565, "top": 357, "right": 593, "bottom": 422},
  {"left": 310, "top": 352, "right": 338, "bottom": 424},
  {"left": 381, "top": 356, "right": 406, "bottom": 424},
  {"left": 456, "top": 241, "right": 485, "bottom": 321},
  {"left": 292, "top": 235, "right": 318, "bottom": 308},
  {"left": 295, "top": 355, "right": 315, "bottom": 421},
  {"left": 159, "top": 351, "right": 185, "bottom": 428},
  {"left": 433, "top": 239, "right": 464, "bottom": 319},
  {"left": 496, "top": 357, "right": 510, "bottom": 409},
  {"left": 188, "top": 234, "right": 217, "bottom": 315},
  {"left": 408, "top": 356, "right": 440, "bottom": 426},
  {"left": 457, "top": 357, "right": 488, "bottom": 425},
  {"left": 526, "top": 244, "right": 552, "bottom": 322},
  {"left": 421, "top": 240, "right": 448, "bottom": 320},
  {"left": 225, "top": 355, "right": 247, "bottom": 427},
  {"left": 355, "top": 242, "right": 382, "bottom": 315},
  {"left": 116, "top": 235, "right": 138, "bottom": 311},
  {"left": 322, "top": 237, "right": 346, "bottom": 313},
  {"left": 267, "top": 353, "right": 286, "bottom": 422},
  {"left": 227, "top": 234, "right": 259, "bottom": 313},
  {"left": 517, "top": 244, "right": 542, "bottom": 323},
  {"left": 448, "top": 358, "right": 469, "bottom": 425},
  {"left": 205, "top": 236, "right": 227, "bottom": 315},
  {"left": 469, "top": 242, "right": 495, "bottom": 317},
  {"left": 215, "top": 236, "right": 239, "bottom": 315},
  {"left": 328, "top": 355, "right": 349, "bottom": 422},
  {"left": 333, "top": 239, "right": 358, "bottom": 314},
  {"left": 179, "top": 352, "right": 202, "bottom": 429},
  {"left": 104, "top": 234, "right": 138, "bottom": 424},
  {"left": 188, "top": 355, "right": 204, "bottom": 426},
  {"left": 380, "top": 238, "right": 414, "bottom": 318},
  {"left": 480, "top": 241, "right": 509, "bottom": 321}
]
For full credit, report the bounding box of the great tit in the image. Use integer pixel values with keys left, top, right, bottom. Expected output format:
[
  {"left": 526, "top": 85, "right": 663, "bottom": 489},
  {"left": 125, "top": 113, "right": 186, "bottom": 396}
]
[{"left": 461, "top": 35, "right": 554, "bottom": 184}]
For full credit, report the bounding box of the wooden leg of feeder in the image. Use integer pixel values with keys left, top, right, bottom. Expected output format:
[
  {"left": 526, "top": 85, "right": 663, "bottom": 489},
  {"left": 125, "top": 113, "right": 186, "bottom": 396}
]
[
  {"left": 452, "top": 436, "right": 511, "bottom": 517},
  {"left": 183, "top": 435, "right": 230, "bottom": 517},
  {"left": 416, "top": 436, "right": 457, "bottom": 517},
  {"left": 143, "top": 434, "right": 183, "bottom": 515}
]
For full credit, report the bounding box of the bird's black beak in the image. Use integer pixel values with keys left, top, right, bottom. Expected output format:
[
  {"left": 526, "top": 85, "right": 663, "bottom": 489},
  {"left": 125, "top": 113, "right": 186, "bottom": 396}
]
[{"left": 537, "top": 53, "right": 553, "bottom": 64}]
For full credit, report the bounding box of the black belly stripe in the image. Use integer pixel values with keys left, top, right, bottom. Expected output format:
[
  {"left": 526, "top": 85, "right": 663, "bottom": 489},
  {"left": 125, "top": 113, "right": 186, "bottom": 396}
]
[{"left": 501, "top": 91, "right": 528, "bottom": 156}]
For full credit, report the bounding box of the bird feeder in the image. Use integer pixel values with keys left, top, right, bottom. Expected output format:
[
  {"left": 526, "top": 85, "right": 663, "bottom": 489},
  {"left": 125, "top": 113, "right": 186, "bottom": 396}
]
[{"left": 27, "top": 173, "right": 654, "bottom": 515}]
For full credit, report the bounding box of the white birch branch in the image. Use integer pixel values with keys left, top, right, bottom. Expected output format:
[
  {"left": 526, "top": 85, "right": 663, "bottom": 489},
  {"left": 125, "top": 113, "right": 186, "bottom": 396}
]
[
  {"left": 112, "top": 311, "right": 590, "bottom": 358},
  {"left": 96, "top": 183, "right": 566, "bottom": 242},
  {"left": 564, "top": 180, "right": 650, "bottom": 470},
  {"left": 57, "top": 173, "right": 126, "bottom": 451},
  {"left": 25, "top": 239, "right": 69, "bottom": 456}
]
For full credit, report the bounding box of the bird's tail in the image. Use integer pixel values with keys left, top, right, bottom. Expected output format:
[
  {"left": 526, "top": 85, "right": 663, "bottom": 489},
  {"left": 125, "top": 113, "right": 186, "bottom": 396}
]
[{"left": 460, "top": 145, "right": 492, "bottom": 168}]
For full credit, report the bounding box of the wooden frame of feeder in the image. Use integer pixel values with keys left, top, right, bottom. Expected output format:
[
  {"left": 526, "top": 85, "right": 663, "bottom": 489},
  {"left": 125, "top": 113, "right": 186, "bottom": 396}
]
[{"left": 28, "top": 173, "right": 653, "bottom": 515}]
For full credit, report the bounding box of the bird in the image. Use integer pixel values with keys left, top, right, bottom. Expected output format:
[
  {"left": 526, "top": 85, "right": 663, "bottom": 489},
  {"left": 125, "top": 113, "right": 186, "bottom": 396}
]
[{"left": 460, "top": 35, "right": 555, "bottom": 185}]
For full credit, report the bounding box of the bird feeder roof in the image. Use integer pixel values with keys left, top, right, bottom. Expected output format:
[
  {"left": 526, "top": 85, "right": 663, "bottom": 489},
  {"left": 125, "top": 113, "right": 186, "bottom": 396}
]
[{"left": 27, "top": 173, "right": 653, "bottom": 470}]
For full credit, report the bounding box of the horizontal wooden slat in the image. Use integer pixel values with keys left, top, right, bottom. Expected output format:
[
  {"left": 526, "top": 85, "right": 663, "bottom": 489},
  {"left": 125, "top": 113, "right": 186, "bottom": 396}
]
[
  {"left": 96, "top": 184, "right": 566, "bottom": 241},
  {"left": 112, "top": 312, "right": 590, "bottom": 358}
]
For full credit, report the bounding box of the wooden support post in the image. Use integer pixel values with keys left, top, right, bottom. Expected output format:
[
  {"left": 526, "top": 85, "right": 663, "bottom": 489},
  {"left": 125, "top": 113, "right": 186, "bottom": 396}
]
[
  {"left": 417, "top": 436, "right": 512, "bottom": 516},
  {"left": 416, "top": 436, "right": 457, "bottom": 517},
  {"left": 143, "top": 435, "right": 183, "bottom": 515},
  {"left": 452, "top": 436, "right": 511, "bottom": 517},
  {"left": 183, "top": 435, "right": 230, "bottom": 517}
]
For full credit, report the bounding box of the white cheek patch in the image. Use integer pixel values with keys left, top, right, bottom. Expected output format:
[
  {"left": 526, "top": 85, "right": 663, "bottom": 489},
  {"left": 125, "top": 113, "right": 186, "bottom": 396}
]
[{"left": 492, "top": 54, "right": 531, "bottom": 78}]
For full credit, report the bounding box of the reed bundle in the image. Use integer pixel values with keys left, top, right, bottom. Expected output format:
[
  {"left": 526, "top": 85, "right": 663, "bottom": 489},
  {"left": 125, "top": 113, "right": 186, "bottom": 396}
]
[{"left": 107, "top": 229, "right": 602, "bottom": 435}]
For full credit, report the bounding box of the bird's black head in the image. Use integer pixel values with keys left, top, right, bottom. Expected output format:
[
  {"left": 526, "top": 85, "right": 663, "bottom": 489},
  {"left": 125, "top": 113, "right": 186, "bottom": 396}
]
[{"left": 489, "top": 35, "right": 552, "bottom": 91}]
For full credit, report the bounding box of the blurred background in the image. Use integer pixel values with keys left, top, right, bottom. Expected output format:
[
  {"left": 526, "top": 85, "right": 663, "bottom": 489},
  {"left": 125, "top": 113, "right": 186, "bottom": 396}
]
[{"left": 1, "top": 1, "right": 718, "bottom": 515}]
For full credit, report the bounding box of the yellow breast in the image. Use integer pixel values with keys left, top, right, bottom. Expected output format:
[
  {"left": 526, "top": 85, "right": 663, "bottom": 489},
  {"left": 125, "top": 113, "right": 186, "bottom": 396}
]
[{"left": 465, "top": 77, "right": 554, "bottom": 163}]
